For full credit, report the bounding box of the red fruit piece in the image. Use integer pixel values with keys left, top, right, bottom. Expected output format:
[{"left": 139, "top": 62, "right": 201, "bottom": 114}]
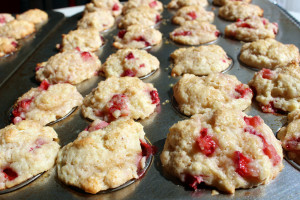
[
  {"left": 285, "top": 137, "right": 300, "bottom": 150},
  {"left": 196, "top": 128, "right": 217, "bottom": 157},
  {"left": 173, "top": 31, "right": 192, "bottom": 36},
  {"left": 112, "top": 3, "right": 119, "bottom": 11},
  {"left": 121, "top": 69, "right": 136, "bottom": 77},
  {"left": 137, "top": 139, "right": 156, "bottom": 178},
  {"left": 0, "top": 16, "right": 6, "bottom": 24},
  {"left": 233, "top": 151, "right": 254, "bottom": 178},
  {"left": 234, "top": 84, "right": 253, "bottom": 99},
  {"left": 12, "top": 97, "right": 34, "bottom": 118},
  {"left": 261, "top": 68, "right": 274, "bottom": 80},
  {"left": 244, "top": 116, "right": 263, "bottom": 127},
  {"left": 187, "top": 11, "right": 197, "bottom": 20},
  {"left": 87, "top": 120, "right": 109, "bottom": 132},
  {"left": 80, "top": 51, "right": 93, "bottom": 61},
  {"left": 30, "top": 138, "right": 47, "bottom": 151},
  {"left": 150, "top": 90, "right": 160, "bottom": 105},
  {"left": 236, "top": 18, "right": 242, "bottom": 22},
  {"left": 125, "top": 52, "right": 135, "bottom": 60},
  {"left": 215, "top": 31, "right": 220, "bottom": 37},
  {"left": 262, "top": 18, "right": 267, "bottom": 25},
  {"left": 106, "top": 94, "right": 129, "bottom": 121},
  {"left": 149, "top": 1, "right": 157, "bottom": 8},
  {"left": 237, "top": 22, "right": 252, "bottom": 28},
  {"left": 118, "top": 30, "right": 127, "bottom": 38},
  {"left": 184, "top": 174, "right": 203, "bottom": 190},
  {"left": 134, "top": 36, "right": 151, "bottom": 47},
  {"left": 35, "top": 63, "right": 43, "bottom": 72},
  {"left": 261, "top": 101, "right": 277, "bottom": 113},
  {"left": 75, "top": 47, "right": 81, "bottom": 52},
  {"left": 155, "top": 14, "right": 161, "bottom": 23},
  {"left": 139, "top": 63, "right": 145, "bottom": 68},
  {"left": 3, "top": 167, "right": 18, "bottom": 181},
  {"left": 11, "top": 41, "right": 17, "bottom": 48},
  {"left": 39, "top": 80, "right": 50, "bottom": 90}
]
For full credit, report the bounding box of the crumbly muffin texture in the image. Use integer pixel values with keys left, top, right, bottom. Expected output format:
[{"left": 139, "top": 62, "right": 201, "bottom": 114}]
[
  {"left": 122, "top": 0, "right": 163, "bottom": 14},
  {"left": 60, "top": 28, "right": 103, "bottom": 52},
  {"left": 170, "top": 21, "right": 220, "bottom": 45},
  {"left": 118, "top": 7, "right": 161, "bottom": 29},
  {"left": 0, "top": 20, "right": 35, "bottom": 40},
  {"left": 218, "top": 2, "right": 263, "bottom": 21},
  {"left": 0, "top": 120, "right": 60, "bottom": 190},
  {"left": 102, "top": 49, "right": 159, "bottom": 78},
  {"left": 172, "top": 6, "right": 214, "bottom": 25},
  {"left": 160, "top": 109, "right": 283, "bottom": 193},
  {"left": 36, "top": 49, "right": 101, "bottom": 84},
  {"left": 173, "top": 74, "right": 253, "bottom": 116},
  {"left": 57, "top": 118, "right": 150, "bottom": 194},
  {"left": 0, "top": 14, "right": 15, "bottom": 26},
  {"left": 16, "top": 9, "right": 48, "bottom": 25},
  {"left": 82, "top": 76, "right": 160, "bottom": 122},
  {"left": 113, "top": 25, "right": 162, "bottom": 49},
  {"left": 89, "top": 0, "right": 123, "bottom": 17},
  {"left": 12, "top": 82, "right": 83, "bottom": 126},
  {"left": 213, "top": 0, "right": 252, "bottom": 6},
  {"left": 249, "top": 64, "right": 300, "bottom": 113},
  {"left": 0, "top": 36, "right": 18, "bottom": 57},
  {"left": 171, "top": 45, "right": 232, "bottom": 76},
  {"left": 240, "top": 38, "right": 300, "bottom": 69},
  {"left": 167, "top": 0, "right": 208, "bottom": 9},
  {"left": 225, "top": 16, "right": 278, "bottom": 42},
  {"left": 278, "top": 110, "right": 300, "bottom": 165}
]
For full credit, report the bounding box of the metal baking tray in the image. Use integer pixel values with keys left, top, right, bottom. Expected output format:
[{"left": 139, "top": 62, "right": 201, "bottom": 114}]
[
  {"left": 0, "top": 0, "right": 299, "bottom": 199},
  {"left": 0, "top": 10, "right": 65, "bottom": 87}
]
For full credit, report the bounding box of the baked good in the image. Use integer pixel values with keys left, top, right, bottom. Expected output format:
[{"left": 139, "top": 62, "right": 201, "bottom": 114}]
[
  {"left": 113, "top": 25, "right": 162, "bottom": 49},
  {"left": 167, "top": 0, "right": 208, "bottom": 9},
  {"left": 0, "top": 20, "right": 35, "bottom": 40},
  {"left": 239, "top": 38, "right": 300, "bottom": 69},
  {"left": 172, "top": 6, "right": 214, "bottom": 25},
  {"left": 57, "top": 118, "right": 153, "bottom": 194},
  {"left": 170, "top": 21, "right": 220, "bottom": 45},
  {"left": 0, "top": 120, "right": 60, "bottom": 190},
  {"left": 225, "top": 16, "right": 278, "bottom": 42},
  {"left": 218, "top": 2, "right": 263, "bottom": 21},
  {"left": 77, "top": 10, "right": 115, "bottom": 32},
  {"left": 59, "top": 28, "right": 103, "bottom": 52},
  {"left": 213, "top": 0, "right": 252, "bottom": 6},
  {"left": 160, "top": 109, "right": 283, "bottom": 193},
  {"left": 16, "top": 9, "right": 48, "bottom": 25},
  {"left": 82, "top": 76, "right": 160, "bottom": 122},
  {"left": 0, "top": 13, "right": 15, "bottom": 26},
  {"left": 170, "top": 45, "right": 232, "bottom": 76},
  {"left": 118, "top": 7, "right": 161, "bottom": 29},
  {"left": 86, "top": 0, "right": 123, "bottom": 17},
  {"left": 122, "top": 0, "right": 163, "bottom": 14},
  {"left": 173, "top": 73, "right": 253, "bottom": 116},
  {"left": 36, "top": 48, "right": 101, "bottom": 84},
  {"left": 277, "top": 110, "right": 300, "bottom": 165},
  {"left": 102, "top": 49, "right": 159, "bottom": 78},
  {"left": 0, "top": 36, "right": 18, "bottom": 57},
  {"left": 12, "top": 81, "right": 83, "bottom": 125},
  {"left": 249, "top": 64, "right": 300, "bottom": 113}
]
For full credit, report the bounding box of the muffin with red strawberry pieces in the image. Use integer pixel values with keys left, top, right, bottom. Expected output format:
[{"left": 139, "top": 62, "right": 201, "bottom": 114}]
[
  {"left": 172, "top": 6, "right": 214, "bottom": 25},
  {"left": 85, "top": 0, "right": 122, "bottom": 17},
  {"left": 170, "top": 45, "right": 232, "bottom": 76},
  {"left": 122, "top": 0, "right": 163, "bottom": 14},
  {"left": 173, "top": 74, "right": 252, "bottom": 116},
  {"left": 170, "top": 21, "right": 220, "bottom": 45},
  {"left": 249, "top": 64, "right": 300, "bottom": 114},
  {"left": 161, "top": 109, "right": 283, "bottom": 193},
  {"left": 278, "top": 110, "right": 300, "bottom": 165},
  {"left": 225, "top": 16, "right": 278, "bottom": 42},
  {"left": 0, "top": 20, "right": 35, "bottom": 40},
  {"left": 113, "top": 25, "right": 162, "bottom": 49},
  {"left": 167, "top": 0, "right": 208, "bottom": 9},
  {"left": 213, "top": 0, "right": 251, "bottom": 6},
  {"left": 36, "top": 48, "right": 101, "bottom": 84},
  {"left": 16, "top": 9, "right": 48, "bottom": 25},
  {"left": 118, "top": 7, "right": 161, "bottom": 29},
  {"left": 57, "top": 118, "right": 154, "bottom": 194},
  {"left": 11, "top": 81, "right": 83, "bottom": 125},
  {"left": 102, "top": 49, "right": 159, "bottom": 78},
  {"left": 0, "top": 13, "right": 15, "bottom": 27},
  {"left": 0, "top": 120, "right": 60, "bottom": 190},
  {"left": 0, "top": 36, "right": 18, "bottom": 57},
  {"left": 82, "top": 76, "right": 160, "bottom": 122},
  {"left": 218, "top": 2, "right": 263, "bottom": 21},
  {"left": 77, "top": 10, "right": 114, "bottom": 32}
]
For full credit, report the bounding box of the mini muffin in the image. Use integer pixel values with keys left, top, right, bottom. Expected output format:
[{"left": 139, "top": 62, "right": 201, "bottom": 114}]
[
  {"left": 113, "top": 25, "right": 162, "bottom": 49},
  {"left": 86, "top": 0, "right": 123, "bottom": 17},
  {"left": 172, "top": 6, "right": 214, "bottom": 25},
  {"left": 0, "top": 120, "right": 60, "bottom": 190},
  {"left": 77, "top": 10, "right": 115, "bottom": 32},
  {"left": 102, "top": 49, "right": 159, "bottom": 78},
  {"left": 82, "top": 76, "right": 160, "bottom": 122},
  {"left": 170, "top": 21, "right": 220, "bottom": 45},
  {"left": 170, "top": 45, "right": 232, "bottom": 76},
  {"left": 11, "top": 81, "right": 83, "bottom": 125},
  {"left": 16, "top": 9, "right": 48, "bottom": 25},
  {"left": 225, "top": 16, "right": 278, "bottom": 42},
  {"left": 0, "top": 20, "right": 35, "bottom": 40},
  {"left": 213, "top": 0, "right": 252, "bottom": 6},
  {"left": 239, "top": 38, "right": 300, "bottom": 69},
  {"left": 249, "top": 64, "right": 300, "bottom": 113},
  {"left": 278, "top": 110, "right": 300, "bottom": 165},
  {"left": 57, "top": 118, "right": 154, "bottom": 194},
  {"left": 0, "top": 36, "right": 18, "bottom": 57},
  {"left": 0, "top": 13, "right": 15, "bottom": 26},
  {"left": 173, "top": 73, "right": 253, "bottom": 116},
  {"left": 122, "top": 0, "right": 163, "bottom": 14},
  {"left": 118, "top": 7, "right": 161, "bottom": 29},
  {"left": 59, "top": 28, "right": 103, "bottom": 52},
  {"left": 36, "top": 48, "right": 101, "bottom": 85},
  {"left": 218, "top": 2, "right": 264, "bottom": 21},
  {"left": 161, "top": 109, "right": 283, "bottom": 193},
  {"left": 167, "top": 0, "right": 208, "bottom": 9}
]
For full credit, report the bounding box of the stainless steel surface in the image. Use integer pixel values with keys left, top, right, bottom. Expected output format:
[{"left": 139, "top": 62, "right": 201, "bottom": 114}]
[{"left": 0, "top": 0, "right": 299, "bottom": 199}]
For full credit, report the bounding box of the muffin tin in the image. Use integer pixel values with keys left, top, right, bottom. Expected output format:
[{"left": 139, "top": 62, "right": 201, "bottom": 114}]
[{"left": 0, "top": 0, "right": 299, "bottom": 199}]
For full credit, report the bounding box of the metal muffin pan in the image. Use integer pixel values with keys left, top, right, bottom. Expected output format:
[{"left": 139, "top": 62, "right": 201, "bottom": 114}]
[{"left": 0, "top": 0, "right": 300, "bottom": 199}]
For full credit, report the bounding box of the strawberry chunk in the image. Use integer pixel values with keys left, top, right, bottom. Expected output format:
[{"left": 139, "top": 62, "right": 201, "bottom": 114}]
[
  {"left": 244, "top": 116, "right": 263, "bottom": 127},
  {"left": 187, "top": 11, "right": 197, "bottom": 20},
  {"left": 215, "top": 31, "right": 220, "bottom": 37},
  {"left": 137, "top": 139, "right": 157, "bottom": 178},
  {"left": 105, "top": 94, "right": 129, "bottom": 121},
  {"left": 285, "top": 137, "right": 300, "bottom": 150},
  {"left": 155, "top": 14, "right": 161, "bottom": 23},
  {"left": 35, "top": 63, "right": 43, "bottom": 72},
  {"left": 0, "top": 16, "right": 6, "bottom": 24},
  {"left": 39, "top": 80, "right": 50, "bottom": 90},
  {"left": 173, "top": 31, "right": 192, "bottom": 36},
  {"left": 80, "top": 51, "right": 93, "bottom": 61},
  {"left": 134, "top": 36, "right": 151, "bottom": 47},
  {"left": 234, "top": 151, "right": 254, "bottom": 178},
  {"left": 196, "top": 128, "right": 217, "bottom": 157},
  {"left": 125, "top": 52, "right": 135, "bottom": 60},
  {"left": 184, "top": 174, "right": 203, "bottom": 190},
  {"left": 118, "top": 30, "right": 127, "bottom": 38},
  {"left": 234, "top": 84, "right": 253, "bottom": 99},
  {"left": 112, "top": 3, "right": 119, "bottom": 11},
  {"left": 150, "top": 90, "right": 160, "bottom": 105},
  {"left": 12, "top": 97, "right": 34, "bottom": 119},
  {"left": 11, "top": 41, "right": 17, "bottom": 48},
  {"left": 139, "top": 63, "right": 145, "bottom": 68},
  {"left": 261, "top": 101, "right": 277, "bottom": 113},
  {"left": 75, "top": 47, "right": 81, "bottom": 52},
  {"left": 149, "top": 1, "right": 157, "bottom": 8},
  {"left": 121, "top": 69, "right": 136, "bottom": 77},
  {"left": 87, "top": 120, "right": 109, "bottom": 132},
  {"left": 237, "top": 22, "right": 252, "bottom": 28},
  {"left": 3, "top": 167, "right": 18, "bottom": 181},
  {"left": 261, "top": 68, "right": 274, "bottom": 80}
]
